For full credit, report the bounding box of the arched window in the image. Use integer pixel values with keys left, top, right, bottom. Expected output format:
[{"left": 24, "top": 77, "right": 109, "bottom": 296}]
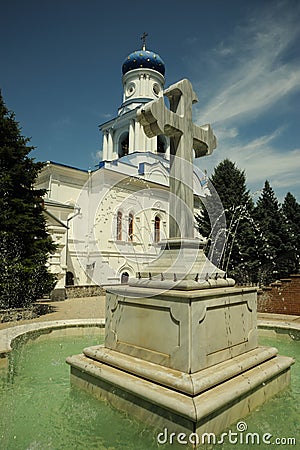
[
  {"left": 128, "top": 213, "right": 134, "bottom": 241},
  {"left": 66, "top": 271, "right": 74, "bottom": 286},
  {"left": 117, "top": 211, "right": 122, "bottom": 240},
  {"left": 154, "top": 215, "right": 161, "bottom": 243},
  {"left": 157, "top": 135, "right": 166, "bottom": 154},
  {"left": 118, "top": 132, "right": 129, "bottom": 158},
  {"left": 121, "top": 272, "right": 129, "bottom": 284}
]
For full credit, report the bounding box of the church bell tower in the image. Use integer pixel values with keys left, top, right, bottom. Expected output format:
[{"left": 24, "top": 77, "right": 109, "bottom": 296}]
[{"left": 100, "top": 36, "right": 169, "bottom": 161}]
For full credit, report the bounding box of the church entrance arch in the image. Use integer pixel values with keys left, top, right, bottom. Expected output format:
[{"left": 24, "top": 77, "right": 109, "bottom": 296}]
[{"left": 66, "top": 271, "right": 74, "bottom": 286}]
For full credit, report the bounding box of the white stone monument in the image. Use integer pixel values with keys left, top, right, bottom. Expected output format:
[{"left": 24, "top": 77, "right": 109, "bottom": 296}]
[{"left": 67, "top": 79, "right": 294, "bottom": 437}]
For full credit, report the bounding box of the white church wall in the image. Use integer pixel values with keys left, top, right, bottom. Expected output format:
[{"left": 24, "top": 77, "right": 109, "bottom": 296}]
[
  {"left": 37, "top": 44, "right": 206, "bottom": 292},
  {"left": 90, "top": 171, "right": 169, "bottom": 284}
]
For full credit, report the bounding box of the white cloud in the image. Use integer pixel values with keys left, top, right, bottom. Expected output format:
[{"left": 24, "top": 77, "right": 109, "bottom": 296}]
[
  {"left": 196, "top": 128, "right": 300, "bottom": 201},
  {"left": 195, "top": 3, "right": 300, "bottom": 125},
  {"left": 193, "top": 2, "right": 300, "bottom": 201},
  {"left": 200, "top": 66, "right": 300, "bottom": 125},
  {"left": 214, "top": 126, "right": 239, "bottom": 141},
  {"left": 223, "top": 135, "right": 300, "bottom": 186}
]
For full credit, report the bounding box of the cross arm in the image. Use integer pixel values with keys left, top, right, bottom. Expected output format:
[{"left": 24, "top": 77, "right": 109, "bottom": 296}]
[
  {"left": 193, "top": 123, "right": 217, "bottom": 158},
  {"left": 164, "top": 78, "right": 198, "bottom": 109},
  {"left": 137, "top": 97, "right": 183, "bottom": 138}
]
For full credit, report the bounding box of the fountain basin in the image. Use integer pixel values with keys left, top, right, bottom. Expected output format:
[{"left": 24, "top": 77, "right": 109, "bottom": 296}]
[
  {"left": 0, "top": 324, "right": 298, "bottom": 449},
  {"left": 67, "top": 285, "right": 294, "bottom": 436}
]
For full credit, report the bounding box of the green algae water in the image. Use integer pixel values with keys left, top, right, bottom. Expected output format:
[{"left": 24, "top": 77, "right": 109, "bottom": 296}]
[
  {"left": 0, "top": 328, "right": 165, "bottom": 450},
  {"left": 0, "top": 329, "right": 299, "bottom": 449},
  {"left": 216, "top": 333, "right": 300, "bottom": 450}
]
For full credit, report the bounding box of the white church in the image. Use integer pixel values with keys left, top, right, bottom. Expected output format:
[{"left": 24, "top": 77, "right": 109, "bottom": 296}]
[{"left": 37, "top": 42, "right": 205, "bottom": 299}]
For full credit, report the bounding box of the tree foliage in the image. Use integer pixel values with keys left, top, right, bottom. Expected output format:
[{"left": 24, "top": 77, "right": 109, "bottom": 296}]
[
  {"left": 281, "top": 192, "right": 300, "bottom": 274},
  {"left": 253, "top": 181, "right": 292, "bottom": 285},
  {"left": 0, "top": 91, "right": 56, "bottom": 308},
  {"left": 196, "top": 159, "right": 258, "bottom": 284},
  {"left": 196, "top": 159, "right": 300, "bottom": 286}
]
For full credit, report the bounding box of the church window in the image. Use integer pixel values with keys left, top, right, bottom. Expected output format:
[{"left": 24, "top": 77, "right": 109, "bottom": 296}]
[
  {"left": 126, "top": 82, "right": 136, "bottom": 97},
  {"left": 118, "top": 132, "right": 129, "bottom": 158},
  {"left": 157, "top": 135, "right": 166, "bottom": 154},
  {"left": 66, "top": 271, "right": 74, "bottom": 286},
  {"left": 128, "top": 213, "right": 134, "bottom": 241},
  {"left": 153, "top": 83, "right": 160, "bottom": 96},
  {"left": 117, "top": 211, "right": 122, "bottom": 240},
  {"left": 154, "top": 215, "right": 161, "bottom": 242},
  {"left": 121, "top": 272, "right": 129, "bottom": 283}
]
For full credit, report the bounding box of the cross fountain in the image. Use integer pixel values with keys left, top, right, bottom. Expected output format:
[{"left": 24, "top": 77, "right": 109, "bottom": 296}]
[{"left": 67, "top": 78, "right": 294, "bottom": 439}]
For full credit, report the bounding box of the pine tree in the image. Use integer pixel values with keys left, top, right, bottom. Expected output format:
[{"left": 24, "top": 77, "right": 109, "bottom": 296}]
[
  {"left": 282, "top": 192, "right": 300, "bottom": 274},
  {"left": 0, "top": 91, "right": 56, "bottom": 308},
  {"left": 254, "top": 181, "right": 292, "bottom": 285},
  {"left": 196, "top": 159, "right": 258, "bottom": 284}
]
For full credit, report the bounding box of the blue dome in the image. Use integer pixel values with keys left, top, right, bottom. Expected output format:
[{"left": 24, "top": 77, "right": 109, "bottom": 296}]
[{"left": 122, "top": 49, "right": 165, "bottom": 76}]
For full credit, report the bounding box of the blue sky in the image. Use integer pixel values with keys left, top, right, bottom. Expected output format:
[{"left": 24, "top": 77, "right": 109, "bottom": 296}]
[{"left": 1, "top": 0, "right": 300, "bottom": 202}]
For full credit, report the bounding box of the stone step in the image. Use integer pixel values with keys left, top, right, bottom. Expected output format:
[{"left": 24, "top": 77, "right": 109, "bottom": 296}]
[
  {"left": 66, "top": 351, "right": 294, "bottom": 435},
  {"left": 81, "top": 345, "right": 279, "bottom": 396}
]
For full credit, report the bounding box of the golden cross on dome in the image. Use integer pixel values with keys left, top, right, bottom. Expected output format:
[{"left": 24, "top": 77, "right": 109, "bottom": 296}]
[{"left": 141, "top": 32, "right": 148, "bottom": 50}]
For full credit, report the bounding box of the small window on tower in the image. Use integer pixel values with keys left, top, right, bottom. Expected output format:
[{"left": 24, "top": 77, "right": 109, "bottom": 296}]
[
  {"left": 118, "top": 132, "right": 129, "bottom": 158},
  {"left": 157, "top": 135, "right": 166, "bottom": 154},
  {"left": 153, "top": 83, "right": 160, "bottom": 96},
  {"left": 126, "top": 82, "right": 136, "bottom": 97}
]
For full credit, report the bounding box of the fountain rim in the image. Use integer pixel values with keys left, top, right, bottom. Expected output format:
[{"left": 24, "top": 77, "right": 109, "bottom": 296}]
[
  {"left": 257, "top": 317, "right": 300, "bottom": 340},
  {"left": 0, "top": 315, "right": 299, "bottom": 358},
  {"left": 0, "top": 318, "right": 105, "bottom": 357}
]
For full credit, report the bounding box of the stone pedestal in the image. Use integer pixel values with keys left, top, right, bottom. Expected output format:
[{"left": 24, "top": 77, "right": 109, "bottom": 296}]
[
  {"left": 104, "top": 285, "right": 257, "bottom": 371},
  {"left": 67, "top": 283, "right": 294, "bottom": 437}
]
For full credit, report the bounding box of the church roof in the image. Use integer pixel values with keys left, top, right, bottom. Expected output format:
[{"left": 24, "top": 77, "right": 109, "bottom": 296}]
[
  {"left": 122, "top": 49, "right": 165, "bottom": 76},
  {"left": 44, "top": 198, "right": 75, "bottom": 210}
]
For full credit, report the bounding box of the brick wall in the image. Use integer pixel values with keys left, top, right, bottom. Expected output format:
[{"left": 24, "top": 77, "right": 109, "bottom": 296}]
[{"left": 257, "top": 274, "right": 300, "bottom": 315}]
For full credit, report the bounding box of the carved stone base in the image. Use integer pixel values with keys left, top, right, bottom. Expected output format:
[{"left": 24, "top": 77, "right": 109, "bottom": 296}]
[
  {"left": 104, "top": 285, "right": 258, "bottom": 372},
  {"left": 131, "top": 238, "right": 234, "bottom": 290},
  {"left": 67, "top": 345, "right": 294, "bottom": 436}
]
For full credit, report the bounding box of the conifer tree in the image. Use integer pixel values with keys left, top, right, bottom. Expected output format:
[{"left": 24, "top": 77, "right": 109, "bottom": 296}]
[
  {"left": 281, "top": 192, "right": 300, "bottom": 274},
  {"left": 196, "top": 159, "right": 258, "bottom": 284},
  {"left": 0, "top": 91, "right": 56, "bottom": 308},
  {"left": 254, "top": 181, "right": 292, "bottom": 285}
]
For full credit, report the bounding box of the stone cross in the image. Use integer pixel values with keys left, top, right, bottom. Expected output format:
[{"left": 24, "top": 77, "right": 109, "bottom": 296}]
[{"left": 137, "top": 79, "right": 216, "bottom": 238}]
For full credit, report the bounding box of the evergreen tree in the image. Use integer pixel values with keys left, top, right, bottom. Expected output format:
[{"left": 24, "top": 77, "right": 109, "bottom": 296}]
[
  {"left": 0, "top": 91, "right": 56, "bottom": 308},
  {"left": 281, "top": 192, "right": 300, "bottom": 274},
  {"left": 254, "top": 180, "right": 292, "bottom": 285},
  {"left": 196, "top": 159, "right": 258, "bottom": 284}
]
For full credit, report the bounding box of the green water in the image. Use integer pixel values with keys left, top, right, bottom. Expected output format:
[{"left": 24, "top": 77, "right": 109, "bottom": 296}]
[
  {"left": 216, "top": 333, "right": 300, "bottom": 450},
  {"left": 0, "top": 330, "right": 299, "bottom": 449}
]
